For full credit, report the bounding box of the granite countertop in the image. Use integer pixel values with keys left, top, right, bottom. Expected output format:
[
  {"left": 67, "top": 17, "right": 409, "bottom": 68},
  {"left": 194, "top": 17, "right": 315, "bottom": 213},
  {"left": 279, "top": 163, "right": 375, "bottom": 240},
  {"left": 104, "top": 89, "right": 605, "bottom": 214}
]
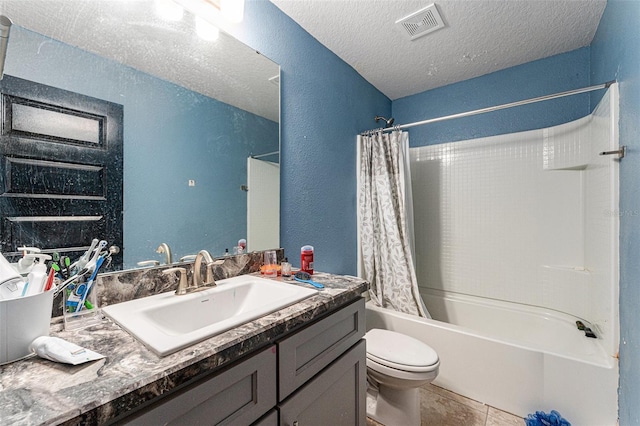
[{"left": 0, "top": 272, "right": 368, "bottom": 426}]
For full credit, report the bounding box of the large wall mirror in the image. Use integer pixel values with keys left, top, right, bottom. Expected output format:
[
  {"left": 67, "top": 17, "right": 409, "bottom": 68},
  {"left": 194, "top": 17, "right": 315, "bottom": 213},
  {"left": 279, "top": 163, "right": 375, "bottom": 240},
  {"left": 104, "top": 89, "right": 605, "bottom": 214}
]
[{"left": 0, "top": 0, "right": 280, "bottom": 270}]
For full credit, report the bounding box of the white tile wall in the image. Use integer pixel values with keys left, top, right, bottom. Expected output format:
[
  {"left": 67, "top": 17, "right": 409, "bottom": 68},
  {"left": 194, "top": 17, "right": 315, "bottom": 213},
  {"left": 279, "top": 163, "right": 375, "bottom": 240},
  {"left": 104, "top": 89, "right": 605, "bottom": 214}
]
[{"left": 411, "top": 86, "right": 619, "bottom": 356}]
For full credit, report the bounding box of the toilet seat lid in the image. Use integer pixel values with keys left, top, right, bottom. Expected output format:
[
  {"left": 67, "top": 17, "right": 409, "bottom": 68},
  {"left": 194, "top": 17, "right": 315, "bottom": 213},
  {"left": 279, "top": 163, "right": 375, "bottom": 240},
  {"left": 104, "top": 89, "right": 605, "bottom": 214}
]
[{"left": 365, "top": 329, "right": 439, "bottom": 370}]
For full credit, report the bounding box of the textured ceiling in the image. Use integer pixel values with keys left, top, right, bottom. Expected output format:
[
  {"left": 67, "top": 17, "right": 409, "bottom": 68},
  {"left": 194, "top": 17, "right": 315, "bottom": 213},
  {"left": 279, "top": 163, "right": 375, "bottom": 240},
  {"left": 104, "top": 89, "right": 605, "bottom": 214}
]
[
  {"left": 0, "top": 1, "right": 607, "bottom": 111},
  {"left": 0, "top": 0, "right": 280, "bottom": 122},
  {"left": 270, "top": 0, "right": 607, "bottom": 100}
]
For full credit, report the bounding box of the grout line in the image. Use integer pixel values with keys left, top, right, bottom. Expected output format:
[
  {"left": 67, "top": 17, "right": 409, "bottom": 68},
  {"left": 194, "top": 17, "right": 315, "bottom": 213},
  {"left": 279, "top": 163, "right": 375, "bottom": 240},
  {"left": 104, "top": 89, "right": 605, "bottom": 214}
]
[
  {"left": 426, "top": 384, "right": 523, "bottom": 425},
  {"left": 368, "top": 384, "right": 523, "bottom": 425}
]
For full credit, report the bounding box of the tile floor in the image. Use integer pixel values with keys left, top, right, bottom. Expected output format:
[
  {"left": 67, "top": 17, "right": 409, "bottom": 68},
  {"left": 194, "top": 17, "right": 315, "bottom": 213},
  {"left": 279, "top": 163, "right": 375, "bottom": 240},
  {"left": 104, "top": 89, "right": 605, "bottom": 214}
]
[{"left": 367, "top": 383, "right": 525, "bottom": 426}]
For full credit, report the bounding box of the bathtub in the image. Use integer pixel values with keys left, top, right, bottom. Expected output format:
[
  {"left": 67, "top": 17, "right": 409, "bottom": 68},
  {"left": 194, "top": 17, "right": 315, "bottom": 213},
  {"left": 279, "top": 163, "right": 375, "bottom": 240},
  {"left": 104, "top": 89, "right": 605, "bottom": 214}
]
[{"left": 365, "top": 289, "right": 618, "bottom": 426}]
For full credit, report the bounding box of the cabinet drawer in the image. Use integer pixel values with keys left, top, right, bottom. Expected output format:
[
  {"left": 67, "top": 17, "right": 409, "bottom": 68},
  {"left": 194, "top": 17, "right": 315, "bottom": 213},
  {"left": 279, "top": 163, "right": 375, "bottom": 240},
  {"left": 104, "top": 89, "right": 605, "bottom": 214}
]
[
  {"left": 119, "top": 345, "right": 277, "bottom": 426},
  {"left": 278, "top": 297, "right": 365, "bottom": 400},
  {"left": 253, "top": 409, "right": 278, "bottom": 426},
  {"left": 279, "top": 339, "right": 366, "bottom": 426}
]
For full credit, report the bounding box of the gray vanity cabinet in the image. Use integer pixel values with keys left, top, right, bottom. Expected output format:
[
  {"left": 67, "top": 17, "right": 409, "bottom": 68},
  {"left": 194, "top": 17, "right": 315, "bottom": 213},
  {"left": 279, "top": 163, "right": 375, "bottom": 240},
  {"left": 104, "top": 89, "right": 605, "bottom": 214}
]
[
  {"left": 278, "top": 340, "right": 366, "bottom": 426},
  {"left": 277, "top": 297, "right": 366, "bottom": 426},
  {"left": 116, "top": 345, "right": 277, "bottom": 425},
  {"left": 278, "top": 297, "right": 365, "bottom": 401},
  {"left": 254, "top": 409, "right": 279, "bottom": 426}
]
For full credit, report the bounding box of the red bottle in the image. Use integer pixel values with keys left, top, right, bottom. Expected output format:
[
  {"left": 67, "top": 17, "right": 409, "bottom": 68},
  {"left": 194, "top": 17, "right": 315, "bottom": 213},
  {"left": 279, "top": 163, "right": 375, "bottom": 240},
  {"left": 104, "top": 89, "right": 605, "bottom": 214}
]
[{"left": 300, "top": 245, "right": 314, "bottom": 275}]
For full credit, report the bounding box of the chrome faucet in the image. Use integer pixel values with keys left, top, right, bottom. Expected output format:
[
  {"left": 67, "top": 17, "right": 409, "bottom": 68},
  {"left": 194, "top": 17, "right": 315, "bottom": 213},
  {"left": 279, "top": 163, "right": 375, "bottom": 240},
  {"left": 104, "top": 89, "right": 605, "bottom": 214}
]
[
  {"left": 156, "top": 243, "right": 172, "bottom": 264},
  {"left": 193, "top": 249, "right": 219, "bottom": 289}
]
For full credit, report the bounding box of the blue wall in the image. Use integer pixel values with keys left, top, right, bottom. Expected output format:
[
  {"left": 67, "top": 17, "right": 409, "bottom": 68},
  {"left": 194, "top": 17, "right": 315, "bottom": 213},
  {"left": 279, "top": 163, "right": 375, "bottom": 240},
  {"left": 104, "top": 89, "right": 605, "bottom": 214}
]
[
  {"left": 5, "top": 26, "right": 279, "bottom": 268},
  {"left": 590, "top": 1, "right": 640, "bottom": 423},
  {"left": 392, "top": 48, "right": 592, "bottom": 146},
  {"left": 227, "top": 0, "right": 391, "bottom": 274}
]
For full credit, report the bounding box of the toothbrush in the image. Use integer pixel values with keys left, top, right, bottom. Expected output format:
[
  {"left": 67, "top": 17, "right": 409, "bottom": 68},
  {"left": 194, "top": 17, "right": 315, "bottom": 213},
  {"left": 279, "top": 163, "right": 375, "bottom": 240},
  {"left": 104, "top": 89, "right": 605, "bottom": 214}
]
[
  {"left": 43, "top": 268, "right": 55, "bottom": 292},
  {"left": 75, "top": 255, "right": 105, "bottom": 312},
  {"left": 66, "top": 241, "right": 106, "bottom": 311},
  {"left": 53, "top": 267, "right": 91, "bottom": 298},
  {"left": 82, "top": 240, "right": 107, "bottom": 276},
  {"left": 70, "top": 238, "right": 100, "bottom": 272}
]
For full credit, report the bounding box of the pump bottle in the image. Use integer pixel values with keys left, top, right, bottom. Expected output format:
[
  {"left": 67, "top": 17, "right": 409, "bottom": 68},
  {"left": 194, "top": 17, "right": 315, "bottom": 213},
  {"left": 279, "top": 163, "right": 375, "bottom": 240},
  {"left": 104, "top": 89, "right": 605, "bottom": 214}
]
[{"left": 23, "top": 254, "right": 52, "bottom": 297}]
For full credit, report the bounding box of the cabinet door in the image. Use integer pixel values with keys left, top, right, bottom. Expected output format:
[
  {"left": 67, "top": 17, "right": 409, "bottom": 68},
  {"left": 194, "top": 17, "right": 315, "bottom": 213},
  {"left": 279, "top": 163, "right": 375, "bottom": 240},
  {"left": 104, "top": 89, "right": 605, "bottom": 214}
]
[
  {"left": 279, "top": 339, "right": 366, "bottom": 426},
  {"left": 118, "top": 345, "right": 277, "bottom": 426},
  {"left": 278, "top": 298, "right": 365, "bottom": 400},
  {"left": 253, "top": 409, "right": 278, "bottom": 426}
]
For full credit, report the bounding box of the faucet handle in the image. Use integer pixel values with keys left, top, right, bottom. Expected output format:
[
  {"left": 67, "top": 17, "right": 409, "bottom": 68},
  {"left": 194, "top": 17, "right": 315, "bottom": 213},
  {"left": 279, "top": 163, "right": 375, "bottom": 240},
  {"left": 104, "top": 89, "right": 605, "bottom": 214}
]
[
  {"left": 203, "top": 259, "right": 224, "bottom": 285},
  {"left": 205, "top": 260, "right": 225, "bottom": 283},
  {"left": 163, "top": 267, "right": 189, "bottom": 295}
]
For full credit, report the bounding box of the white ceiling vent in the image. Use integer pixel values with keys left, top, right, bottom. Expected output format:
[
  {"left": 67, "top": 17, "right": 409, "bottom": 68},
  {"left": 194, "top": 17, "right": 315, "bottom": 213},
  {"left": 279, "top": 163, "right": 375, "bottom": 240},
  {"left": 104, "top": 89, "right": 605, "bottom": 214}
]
[{"left": 396, "top": 3, "right": 445, "bottom": 41}]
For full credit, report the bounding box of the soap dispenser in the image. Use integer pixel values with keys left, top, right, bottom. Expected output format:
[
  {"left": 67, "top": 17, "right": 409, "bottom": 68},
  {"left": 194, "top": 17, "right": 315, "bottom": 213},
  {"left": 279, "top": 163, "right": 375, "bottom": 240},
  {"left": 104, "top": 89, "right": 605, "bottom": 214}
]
[
  {"left": 16, "top": 247, "right": 42, "bottom": 275},
  {"left": 23, "top": 254, "right": 52, "bottom": 297}
]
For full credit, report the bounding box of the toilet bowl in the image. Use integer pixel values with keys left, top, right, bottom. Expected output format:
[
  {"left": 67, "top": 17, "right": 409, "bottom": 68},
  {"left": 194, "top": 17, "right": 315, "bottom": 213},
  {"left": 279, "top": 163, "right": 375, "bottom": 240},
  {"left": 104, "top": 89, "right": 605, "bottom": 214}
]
[{"left": 364, "top": 328, "right": 439, "bottom": 426}]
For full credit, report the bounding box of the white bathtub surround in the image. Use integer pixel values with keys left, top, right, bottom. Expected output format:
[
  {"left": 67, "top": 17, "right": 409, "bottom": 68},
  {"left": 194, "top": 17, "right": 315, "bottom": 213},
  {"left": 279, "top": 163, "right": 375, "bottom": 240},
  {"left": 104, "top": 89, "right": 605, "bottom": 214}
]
[
  {"left": 410, "top": 84, "right": 619, "bottom": 358},
  {"left": 359, "top": 86, "right": 619, "bottom": 425},
  {"left": 357, "top": 130, "right": 429, "bottom": 317},
  {"left": 366, "top": 298, "right": 617, "bottom": 426}
]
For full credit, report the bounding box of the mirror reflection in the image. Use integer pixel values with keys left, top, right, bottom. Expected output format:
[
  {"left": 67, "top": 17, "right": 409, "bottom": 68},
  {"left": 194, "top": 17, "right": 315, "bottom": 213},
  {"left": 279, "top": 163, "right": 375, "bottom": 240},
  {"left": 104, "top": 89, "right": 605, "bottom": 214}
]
[{"left": 0, "top": 0, "right": 280, "bottom": 270}]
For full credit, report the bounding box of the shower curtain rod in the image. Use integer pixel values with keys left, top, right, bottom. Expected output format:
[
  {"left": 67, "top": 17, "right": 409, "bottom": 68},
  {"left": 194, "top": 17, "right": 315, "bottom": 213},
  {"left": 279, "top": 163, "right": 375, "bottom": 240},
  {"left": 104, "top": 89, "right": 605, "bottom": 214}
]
[{"left": 362, "top": 80, "right": 616, "bottom": 135}]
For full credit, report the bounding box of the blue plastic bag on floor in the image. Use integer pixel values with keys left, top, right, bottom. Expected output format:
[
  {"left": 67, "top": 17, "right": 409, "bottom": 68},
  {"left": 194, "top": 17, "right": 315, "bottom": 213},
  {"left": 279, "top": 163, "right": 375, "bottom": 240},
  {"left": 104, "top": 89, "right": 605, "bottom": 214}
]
[{"left": 525, "top": 410, "right": 571, "bottom": 426}]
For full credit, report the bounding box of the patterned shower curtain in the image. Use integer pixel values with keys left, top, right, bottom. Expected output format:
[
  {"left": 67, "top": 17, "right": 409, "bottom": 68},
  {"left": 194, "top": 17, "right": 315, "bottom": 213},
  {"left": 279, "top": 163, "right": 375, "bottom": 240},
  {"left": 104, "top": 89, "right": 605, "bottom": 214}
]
[{"left": 358, "top": 130, "right": 430, "bottom": 318}]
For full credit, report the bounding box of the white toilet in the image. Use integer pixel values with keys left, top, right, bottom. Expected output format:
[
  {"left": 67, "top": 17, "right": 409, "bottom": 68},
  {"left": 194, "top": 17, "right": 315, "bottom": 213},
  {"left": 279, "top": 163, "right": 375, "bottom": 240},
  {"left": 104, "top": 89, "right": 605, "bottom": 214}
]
[{"left": 364, "top": 328, "right": 440, "bottom": 426}]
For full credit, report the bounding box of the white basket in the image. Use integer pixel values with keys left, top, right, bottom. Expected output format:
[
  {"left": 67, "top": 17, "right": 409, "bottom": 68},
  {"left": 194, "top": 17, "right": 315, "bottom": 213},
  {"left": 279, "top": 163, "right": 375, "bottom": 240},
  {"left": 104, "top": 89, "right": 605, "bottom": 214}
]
[{"left": 0, "top": 290, "right": 53, "bottom": 364}]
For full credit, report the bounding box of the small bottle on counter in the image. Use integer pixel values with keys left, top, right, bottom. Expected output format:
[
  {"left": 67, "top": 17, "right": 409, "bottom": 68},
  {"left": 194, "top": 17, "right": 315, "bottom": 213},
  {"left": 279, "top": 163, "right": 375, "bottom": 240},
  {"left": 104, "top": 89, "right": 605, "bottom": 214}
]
[
  {"left": 301, "top": 245, "right": 314, "bottom": 275},
  {"left": 281, "top": 257, "right": 292, "bottom": 279}
]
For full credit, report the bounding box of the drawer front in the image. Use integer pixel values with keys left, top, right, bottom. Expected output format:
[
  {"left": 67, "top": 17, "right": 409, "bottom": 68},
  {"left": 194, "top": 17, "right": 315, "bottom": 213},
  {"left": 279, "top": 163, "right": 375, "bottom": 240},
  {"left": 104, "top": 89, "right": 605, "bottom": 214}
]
[
  {"left": 120, "top": 345, "right": 277, "bottom": 426},
  {"left": 279, "top": 339, "right": 367, "bottom": 426},
  {"left": 278, "top": 297, "right": 365, "bottom": 400},
  {"left": 253, "top": 409, "right": 278, "bottom": 426}
]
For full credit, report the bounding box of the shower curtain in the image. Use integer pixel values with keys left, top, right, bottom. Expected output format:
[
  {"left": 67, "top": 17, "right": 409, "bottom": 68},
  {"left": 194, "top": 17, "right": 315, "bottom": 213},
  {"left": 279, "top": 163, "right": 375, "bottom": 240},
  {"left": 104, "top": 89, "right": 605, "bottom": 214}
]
[{"left": 358, "top": 130, "right": 430, "bottom": 318}]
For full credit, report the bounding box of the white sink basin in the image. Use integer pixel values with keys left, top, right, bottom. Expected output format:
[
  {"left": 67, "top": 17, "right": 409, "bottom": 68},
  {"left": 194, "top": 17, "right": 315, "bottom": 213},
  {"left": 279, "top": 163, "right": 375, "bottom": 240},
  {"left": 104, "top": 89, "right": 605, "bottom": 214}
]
[{"left": 102, "top": 275, "right": 318, "bottom": 356}]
